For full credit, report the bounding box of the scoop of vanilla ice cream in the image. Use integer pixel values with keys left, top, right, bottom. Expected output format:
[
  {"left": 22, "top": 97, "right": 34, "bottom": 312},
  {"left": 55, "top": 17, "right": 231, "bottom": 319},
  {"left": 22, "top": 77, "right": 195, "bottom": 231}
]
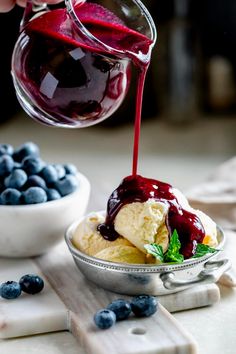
[
  {"left": 94, "top": 245, "right": 146, "bottom": 264},
  {"left": 114, "top": 199, "right": 168, "bottom": 253},
  {"left": 194, "top": 209, "right": 218, "bottom": 247},
  {"left": 72, "top": 212, "right": 133, "bottom": 256}
]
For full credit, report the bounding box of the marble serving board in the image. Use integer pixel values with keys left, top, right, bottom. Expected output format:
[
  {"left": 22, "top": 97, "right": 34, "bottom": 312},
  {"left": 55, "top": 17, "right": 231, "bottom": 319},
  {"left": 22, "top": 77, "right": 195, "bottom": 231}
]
[{"left": 0, "top": 241, "right": 226, "bottom": 354}]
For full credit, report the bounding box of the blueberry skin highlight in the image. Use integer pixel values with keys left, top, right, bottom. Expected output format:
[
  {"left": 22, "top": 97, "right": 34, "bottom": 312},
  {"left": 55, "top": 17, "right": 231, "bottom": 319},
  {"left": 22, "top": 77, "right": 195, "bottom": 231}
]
[
  {"left": 1, "top": 188, "right": 21, "bottom": 205},
  {"left": 0, "top": 144, "right": 14, "bottom": 156},
  {"left": 0, "top": 155, "right": 14, "bottom": 177},
  {"left": 41, "top": 165, "right": 58, "bottom": 184},
  {"left": 13, "top": 142, "right": 40, "bottom": 162},
  {"left": 107, "top": 299, "right": 131, "bottom": 321},
  {"left": 54, "top": 175, "right": 78, "bottom": 196},
  {"left": 46, "top": 188, "right": 61, "bottom": 201},
  {"left": 94, "top": 309, "right": 116, "bottom": 329},
  {"left": 4, "top": 169, "right": 28, "bottom": 189},
  {"left": 0, "top": 281, "right": 21, "bottom": 299},
  {"left": 25, "top": 175, "right": 47, "bottom": 190},
  {"left": 22, "top": 156, "right": 44, "bottom": 175},
  {"left": 64, "top": 163, "right": 77, "bottom": 175},
  {"left": 19, "top": 274, "right": 44, "bottom": 295},
  {"left": 130, "top": 295, "right": 158, "bottom": 317},
  {"left": 23, "top": 187, "right": 47, "bottom": 204}
]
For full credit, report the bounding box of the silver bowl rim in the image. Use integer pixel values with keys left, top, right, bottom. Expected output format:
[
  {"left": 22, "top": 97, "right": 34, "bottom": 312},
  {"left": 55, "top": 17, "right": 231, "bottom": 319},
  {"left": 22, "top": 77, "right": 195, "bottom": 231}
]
[{"left": 65, "top": 212, "right": 225, "bottom": 274}]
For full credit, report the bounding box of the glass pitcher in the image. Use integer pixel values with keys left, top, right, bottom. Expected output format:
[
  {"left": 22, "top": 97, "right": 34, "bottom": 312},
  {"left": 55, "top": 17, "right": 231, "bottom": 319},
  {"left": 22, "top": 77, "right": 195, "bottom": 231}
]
[{"left": 11, "top": 0, "right": 156, "bottom": 128}]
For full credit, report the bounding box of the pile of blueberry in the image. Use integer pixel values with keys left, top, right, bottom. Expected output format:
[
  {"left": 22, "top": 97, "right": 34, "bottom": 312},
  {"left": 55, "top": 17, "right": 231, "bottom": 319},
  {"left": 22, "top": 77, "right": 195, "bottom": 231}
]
[
  {"left": 0, "top": 142, "right": 79, "bottom": 205},
  {"left": 94, "top": 295, "right": 158, "bottom": 329},
  {"left": 0, "top": 274, "right": 44, "bottom": 300}
]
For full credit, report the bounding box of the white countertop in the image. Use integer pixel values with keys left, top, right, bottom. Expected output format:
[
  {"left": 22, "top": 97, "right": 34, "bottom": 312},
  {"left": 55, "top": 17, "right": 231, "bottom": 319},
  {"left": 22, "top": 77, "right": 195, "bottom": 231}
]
[{"left": 0, "top": 113, "right": 236, "bottom": 354}]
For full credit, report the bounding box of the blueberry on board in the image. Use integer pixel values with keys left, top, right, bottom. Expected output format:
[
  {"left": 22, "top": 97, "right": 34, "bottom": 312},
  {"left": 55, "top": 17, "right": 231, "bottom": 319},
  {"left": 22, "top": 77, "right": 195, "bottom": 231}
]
[
  {"left": 23, "top": 187, "right": 47, "bottom": 204},
  {"left": 54, "top": 175, "right": 78, "bottom": 196},
  {"left": 1, "top": 188, "right": 21, "bottom": 205},
  {"left": 0, "top": 144, "right": 14, "bottom": 156},
  {"left": 107, "top": 299, "right": 131, "bottom": 321},
  {"left": 25, "top": 175, "right": 47, "bottom": 190},
  {"left": 64, "top": 163, "right": 77, "bottom": 175},
  {"left": 0, "top": 154, "right": 14, "bottom": 177},
  {"left": 4, "top": 169, "right": 28, "bottom": 189},
  {"left": 46, "top": 188, "right": 61, "bottom": 201},
  {"left": 94, "top": 309, "right": 116, "bottom": 329},
  {"left": 0, "top": 281, "right": 21, "bottom": 299},
  {"left": 130, "top": 295, "right": 158, "bottom": 317},
  {"left": 19, "top": 274, "right": 44, "bottom": 295},
  {"left": 13, "top": 142, "right": 40, "bottom": 162},
  {"left": 22, "top": 156, "right": 44, "bottom": 175},
  {"left": 40, "top": 165, "right": 58, "bottom": 185}
]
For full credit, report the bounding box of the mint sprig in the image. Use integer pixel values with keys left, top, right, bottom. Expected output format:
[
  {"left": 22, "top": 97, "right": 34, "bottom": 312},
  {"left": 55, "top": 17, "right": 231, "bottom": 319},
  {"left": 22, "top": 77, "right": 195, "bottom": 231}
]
[
  {"left": 164, "top": 229, "right": 184, "bottom": 263},
  {"left": 145, "top": 229, "right": 219, "bottom": 264},
  {"left": 145, "top": 229, "right": 184, "bottom": 264},
  {"left": 144, "top": 243, "right": 164, "bottom": 262},
  {"left": 192, "top": 243, "right": 219, "bottom": 258}
]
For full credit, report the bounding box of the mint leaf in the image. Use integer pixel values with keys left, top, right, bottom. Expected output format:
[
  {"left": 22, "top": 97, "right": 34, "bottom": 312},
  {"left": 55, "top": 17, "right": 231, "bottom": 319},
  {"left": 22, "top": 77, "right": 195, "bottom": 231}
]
[
  {"left": 192, "top": 243, "right": 219, "bottom": 258},
  {"left": 144, "top": 243, "right": 164, "bottom": 262},
  {"left": 164, "top": 229, "right": 184, "bottom": 263}
]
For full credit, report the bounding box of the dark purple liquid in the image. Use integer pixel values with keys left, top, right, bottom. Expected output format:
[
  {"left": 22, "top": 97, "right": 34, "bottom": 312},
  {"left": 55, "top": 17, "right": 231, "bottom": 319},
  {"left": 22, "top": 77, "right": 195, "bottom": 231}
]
[
  {"left": 98, "top": 175, "right": 205, "bottom": 259},
  {"left": 13, "top": 3, "right": 152, "bottom": 127}
]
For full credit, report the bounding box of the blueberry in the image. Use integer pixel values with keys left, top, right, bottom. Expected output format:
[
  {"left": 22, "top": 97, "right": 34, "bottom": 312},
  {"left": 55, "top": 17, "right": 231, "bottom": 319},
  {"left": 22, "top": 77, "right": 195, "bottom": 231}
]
[
  {"left": 64, "top": 163, "right": 77, "bottom": 175},
  {"left": 25, "top": 175, "right": 47, "bottom": 190},
  {"left": 54, "top": 175, "right": 78, "bottom": 196},
  {"left": 0, "top": 144, "right": 14, "bottom": 156},
  {"left": 1, "top": 188, "right": 21, "bottom": 205},
  {"left": 4, "top": 169, "right": 27, "bottom": 189},
  {"left": 107, "top": 299, "right": 131, "bottom": 321},
  {"left": 14, "top": 162, "right": 22, "bottom": 169},
  {"left": 54, "top": 164, "right": 66, "bottom": 179},
  {"left": 46, "top": 188, "right": 61, "bottom": 201},
  {"left": 23, "top": 187, "right": 47, "bottom": 204},
  {"left": 0, "top": 155, "right": 14, "bottom": 177},
  {"left": 22, "top": 156, "right": 44, "bottom": 175},
  {"left": 94, "top": 309, "right": 116, "bottom": 329},
  {"left": 40, "top": 165, "right": 58, "bottom": 185},
  {"left": 19, "top": 274, "right": 44, "bottom": 295},
  {"left": 0, "top": 281, "right": 21, "bottom": 299},
  {"left": 13, "top": 142, "right": 39, "bottom": 162},
  {"left": 130, "top": 295, "right": 158, "bottom": 317}
]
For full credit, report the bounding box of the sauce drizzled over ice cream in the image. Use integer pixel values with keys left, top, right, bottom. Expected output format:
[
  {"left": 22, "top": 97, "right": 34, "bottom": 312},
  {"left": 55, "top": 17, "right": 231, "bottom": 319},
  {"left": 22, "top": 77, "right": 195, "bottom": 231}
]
[{"left": 98, "top": 175, "right": 205, "bottom": 259}]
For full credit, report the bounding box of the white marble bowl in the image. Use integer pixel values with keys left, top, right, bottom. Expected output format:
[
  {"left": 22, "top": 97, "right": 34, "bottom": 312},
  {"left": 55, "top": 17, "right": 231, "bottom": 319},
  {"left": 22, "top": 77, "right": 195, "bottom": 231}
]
[{"left": 0, "top": 172, "right": 90, "bottom": 258}]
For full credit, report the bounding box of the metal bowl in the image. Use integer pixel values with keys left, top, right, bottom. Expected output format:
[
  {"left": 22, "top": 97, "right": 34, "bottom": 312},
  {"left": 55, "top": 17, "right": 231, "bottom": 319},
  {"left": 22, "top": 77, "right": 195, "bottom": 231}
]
[{"left": 65, "top": 214, "right": 230, "bottom": 295}]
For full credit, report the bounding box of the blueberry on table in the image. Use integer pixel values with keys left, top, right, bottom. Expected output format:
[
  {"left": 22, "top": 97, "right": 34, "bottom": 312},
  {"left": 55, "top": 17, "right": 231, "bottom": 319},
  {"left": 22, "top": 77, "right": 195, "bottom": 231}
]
[
  {"left": 107, "top": 299, "right": 131, "bottom": 321},
  {"left": 4, "top": 169, "right": 27, "bottom": 189},
  {"left": 0, "top": 281, "right": 21, "bottom": 299},
  {"left": 13, "top": 142, "right": 40, "bottom": 162},
  {"left": 22, "top": 156, "right": 44, "bottom": 175},
  {"left": 40, "top": 165, "right": 58, "bottom": 184},
  {"left": 0, "top": 155, "right": 14, "bottom": 177},
  {"left": 23, "top": 187, "right": 47, "bottom": 204},
  {"left": 64, "top": 163, "right": 77, "bottom": 175},
  {"left": 1, "top": 188, "right": 21, "bottom": 205},
  {"left": 46, "top": 188, "right": 61, "bottom": 201},
  {"left": 0, "top": 144, "right": 14, "bottom": 156},
  {"left": 19, "top": 274, "right": 44, "bottom": 294},
  {"left": 94, "top": 309, "right": 116, "bottom": 329},
  {"left": 54, "top": 175, "right": 78, "bottom": 196},
  {"left": 130, "top": 295, "right": 158, "bottom": 317}
]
